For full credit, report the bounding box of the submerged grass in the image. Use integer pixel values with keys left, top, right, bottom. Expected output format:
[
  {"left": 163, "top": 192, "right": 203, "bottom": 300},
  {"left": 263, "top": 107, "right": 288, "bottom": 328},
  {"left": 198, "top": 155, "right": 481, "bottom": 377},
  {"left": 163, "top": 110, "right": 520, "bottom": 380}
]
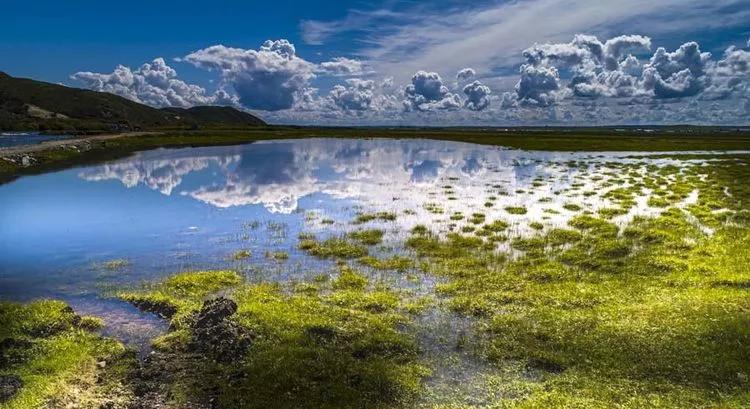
[
  {"left": 299, "top": 235, "right": 369, "bottom": 259},
  {"left": 401, "top": 157, "right": 750, "bottom": 407}
]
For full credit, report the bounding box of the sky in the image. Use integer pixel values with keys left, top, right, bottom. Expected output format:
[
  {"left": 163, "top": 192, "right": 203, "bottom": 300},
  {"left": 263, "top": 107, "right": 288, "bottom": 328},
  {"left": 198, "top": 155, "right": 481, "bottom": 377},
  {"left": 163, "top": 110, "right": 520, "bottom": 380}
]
[{"left": 2, "top": 0, "right": 750, "bottom": 126}]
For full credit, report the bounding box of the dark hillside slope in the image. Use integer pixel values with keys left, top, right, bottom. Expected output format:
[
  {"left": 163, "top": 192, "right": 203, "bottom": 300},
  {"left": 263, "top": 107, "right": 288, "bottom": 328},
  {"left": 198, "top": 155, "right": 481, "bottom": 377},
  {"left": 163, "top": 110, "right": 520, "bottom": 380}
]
[
  {"left": 161, "top": 106, "right": 266, "bottom": 128},
  {"left": 0, "top": 72, "right": 265, "bottom": 131}
]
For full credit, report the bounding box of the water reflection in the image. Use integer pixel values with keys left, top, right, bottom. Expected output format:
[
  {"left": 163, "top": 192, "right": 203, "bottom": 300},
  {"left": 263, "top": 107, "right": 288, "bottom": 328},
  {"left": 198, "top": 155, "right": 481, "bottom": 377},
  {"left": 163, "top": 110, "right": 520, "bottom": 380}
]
[{"left": 0, "top": 138, "right": 731, "bottom": 301}]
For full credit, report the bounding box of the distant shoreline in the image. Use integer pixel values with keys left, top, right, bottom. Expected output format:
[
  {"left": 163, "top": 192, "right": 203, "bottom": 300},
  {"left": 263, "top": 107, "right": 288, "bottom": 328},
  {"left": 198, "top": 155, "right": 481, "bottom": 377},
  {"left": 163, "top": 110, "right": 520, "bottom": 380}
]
[{"left": 2, "top": 127, "right": 750, "bottom": 186}]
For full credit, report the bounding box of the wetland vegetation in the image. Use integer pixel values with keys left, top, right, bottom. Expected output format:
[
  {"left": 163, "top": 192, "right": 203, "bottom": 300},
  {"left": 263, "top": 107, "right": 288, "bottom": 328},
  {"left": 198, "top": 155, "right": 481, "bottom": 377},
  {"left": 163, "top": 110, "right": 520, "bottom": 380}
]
[{"left": 1, "top": 135, "right": 750, "bottom": 408}]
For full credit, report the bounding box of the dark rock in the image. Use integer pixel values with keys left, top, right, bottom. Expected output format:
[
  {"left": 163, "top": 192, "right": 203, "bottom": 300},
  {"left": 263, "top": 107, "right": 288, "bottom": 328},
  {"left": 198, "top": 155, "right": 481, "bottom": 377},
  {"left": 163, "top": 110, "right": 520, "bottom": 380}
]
[
  {"left": 188, "top": 297, "right": 253, "bottom": 363},
  {"left": 0, "top": 375, "right": 22, "bottom": 403}
]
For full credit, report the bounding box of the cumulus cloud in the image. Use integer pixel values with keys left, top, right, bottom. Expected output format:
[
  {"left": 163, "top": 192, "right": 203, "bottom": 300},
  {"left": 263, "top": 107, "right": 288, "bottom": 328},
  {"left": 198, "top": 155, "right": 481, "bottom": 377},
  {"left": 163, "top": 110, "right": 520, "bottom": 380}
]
[
  {"left": 515, "top": 65, "right": 561, "bottom": 107},
  {"left": 403, "top": 71, "right": 461, "bottom": 111},
  {"left": 71, "top": 58, "right": 234, "bottom": 108},
  {"left": 702, "top": 45, "right": 750, "bottom": 99},
  {"left": 182, "top": 39, "right": 316, "bottom": 111},
  {"left": 456, "top": 68, "right": 476, "bottom": 81},
  {"left": 328, "top": 79, "right": 375, "bottom": 111},
  {"left": 319, "top": 57, "right": 365, "bottom": 76},
  {"left": 504, "top": 33, "right": 750, "bottom": 108},
  {"left": 463, "top": 80, "right": 491, "bottom": 111},
  {"left": 641, "top": 41, "right": 711, "bottom": 98}
]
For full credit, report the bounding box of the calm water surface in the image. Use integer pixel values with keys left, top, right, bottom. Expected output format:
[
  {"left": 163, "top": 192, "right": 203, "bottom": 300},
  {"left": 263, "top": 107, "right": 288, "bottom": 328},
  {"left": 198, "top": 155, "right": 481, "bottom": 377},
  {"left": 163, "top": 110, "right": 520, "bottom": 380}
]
[
  {"left": 0, "top": 132, "right": 73, "bottom": 148},
  {"left": 0, "top": 137, "right": 736, "bottom": 346}
]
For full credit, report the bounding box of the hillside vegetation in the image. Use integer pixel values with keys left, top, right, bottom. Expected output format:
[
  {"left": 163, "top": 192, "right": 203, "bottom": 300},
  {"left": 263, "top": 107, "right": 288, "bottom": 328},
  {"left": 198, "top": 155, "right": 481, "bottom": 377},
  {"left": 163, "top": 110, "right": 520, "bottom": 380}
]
[{"left": 0, "top": 72, "right": 265, "bottom": 132}]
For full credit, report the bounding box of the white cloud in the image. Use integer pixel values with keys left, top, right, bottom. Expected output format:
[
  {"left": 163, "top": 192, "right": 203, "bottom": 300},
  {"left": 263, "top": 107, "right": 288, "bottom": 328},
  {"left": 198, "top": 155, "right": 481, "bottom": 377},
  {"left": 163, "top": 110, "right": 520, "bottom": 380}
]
[
  {"left": 182, "top": 40, "right": 316, "bottom": 111},
  {"left": 304, "top": 0, "right": 750, "bottom": 85},
  {"left": 403, "top": 71, "right": 461, "bottom": 111},
  {"left": 71, "top": 58, "right": 235, "bottom": 108},
  {"left": 319, "top": 57, "right": 366, "bottom": 76},
  {"left": 457, "top": 68, "right": 476, "bottom": 81},
  {"left": 328, "top": 79, "right": 375, "bottom": 111},
  {"left": 463, "top": 80, "right": 491, "bottom": 111}
]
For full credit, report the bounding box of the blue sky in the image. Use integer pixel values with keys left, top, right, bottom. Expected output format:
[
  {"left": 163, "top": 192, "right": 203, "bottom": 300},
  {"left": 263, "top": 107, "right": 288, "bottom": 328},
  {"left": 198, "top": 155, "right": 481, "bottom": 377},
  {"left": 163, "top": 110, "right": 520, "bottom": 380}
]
[{"left": 2, "top": 0, "right": 750, "bottom": 125}]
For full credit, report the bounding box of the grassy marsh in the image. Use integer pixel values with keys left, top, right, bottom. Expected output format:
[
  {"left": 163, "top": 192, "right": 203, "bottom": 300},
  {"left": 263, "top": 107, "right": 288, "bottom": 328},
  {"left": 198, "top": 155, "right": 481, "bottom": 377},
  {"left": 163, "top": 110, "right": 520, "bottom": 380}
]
[{"left": 3, "top": 139, "right": 750, "bottom": 408}]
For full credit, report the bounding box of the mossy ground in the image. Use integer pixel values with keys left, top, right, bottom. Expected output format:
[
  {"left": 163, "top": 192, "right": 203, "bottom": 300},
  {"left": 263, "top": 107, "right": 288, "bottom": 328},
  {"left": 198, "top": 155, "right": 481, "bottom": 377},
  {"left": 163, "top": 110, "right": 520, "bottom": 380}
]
[
  {"left": 114, "top": 268, "right": 428, "bottom": 409},
  {"left": 0, "top": 300, "right": 134, "bottom": 409}
]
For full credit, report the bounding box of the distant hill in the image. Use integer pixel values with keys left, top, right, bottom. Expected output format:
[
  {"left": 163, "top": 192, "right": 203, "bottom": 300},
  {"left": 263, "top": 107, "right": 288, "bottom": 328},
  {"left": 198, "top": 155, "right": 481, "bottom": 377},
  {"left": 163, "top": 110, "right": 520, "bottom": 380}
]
[
  {"left": 161, "top": 106, "right": 265, "bottom": 128},
  {"left": 0, "top": 72, "right": 265, "bottom": 132}
]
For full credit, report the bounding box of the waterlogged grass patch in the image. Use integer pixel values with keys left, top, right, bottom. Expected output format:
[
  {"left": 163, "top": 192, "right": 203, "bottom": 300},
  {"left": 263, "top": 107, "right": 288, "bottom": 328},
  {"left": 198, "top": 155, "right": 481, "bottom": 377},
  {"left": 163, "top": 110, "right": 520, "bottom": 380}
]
[
  {"left": 403, "top": 161, "right": 750, "bottom": 407},
  {"left": 359, "top": 255, "right": 414, "bottom": 271},
  {"left": 100, "top": 259, "right": 130, "bottom": 270},
  {"left": 115, "top": 266, "right": 429, "bottom": 408},
  {"left": 353, "top": 211, "right": 397, "bottom": 224},
  {"left": 299, "top": 235, "right": 369, "bottom": 259},
  {"left": 265, "top": 251, "right": 289, "bottom": 261},
  {"left": 504, "top": 206, "right": 528, "bottom": 215},
  {"left": 118, "top": 270, "right": 242, "bottom": 321},
  {"left": 231, "top": 249, "right": 251, "bottom": 260},
  {"left": 348, "top": 228, "right": 385, "bottom": 245}
]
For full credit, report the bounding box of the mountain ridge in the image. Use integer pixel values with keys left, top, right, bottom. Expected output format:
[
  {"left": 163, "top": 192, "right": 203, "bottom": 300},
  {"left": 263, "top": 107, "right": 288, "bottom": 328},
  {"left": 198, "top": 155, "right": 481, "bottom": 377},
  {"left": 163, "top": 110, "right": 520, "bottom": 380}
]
[{"left": 0, "top": 71, "right": 265, "bottom": 131}]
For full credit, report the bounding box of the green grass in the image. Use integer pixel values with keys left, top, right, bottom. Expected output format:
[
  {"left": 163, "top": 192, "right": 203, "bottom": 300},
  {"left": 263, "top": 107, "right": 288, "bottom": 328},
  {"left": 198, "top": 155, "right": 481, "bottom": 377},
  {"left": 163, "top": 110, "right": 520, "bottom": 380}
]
[
  {"left": 359, "top": 255, "right": 414, "bottom": 272},
  {"left": 505, "top": 206, "right": 528, "bottom": 215},
  {"left": 402, "top": 158, "right": 750, "bottom": 407},
  {"left": 118, "top": 270, "right": 242, "bottom": 323},
  {"left": 0, "top": 300, "right": 129, "bottom": 409},
  {"left": 299, "top": 235, "right": 369, "bottom": 259},
  {"left": 348, "top": 229, "right": 385, "bottom": 245},
  {"left": 352, "top": 212, "right": 397, "bottom": 224},
  {"left": 114, "top": 266, "right": 428, "bottom": 408}
]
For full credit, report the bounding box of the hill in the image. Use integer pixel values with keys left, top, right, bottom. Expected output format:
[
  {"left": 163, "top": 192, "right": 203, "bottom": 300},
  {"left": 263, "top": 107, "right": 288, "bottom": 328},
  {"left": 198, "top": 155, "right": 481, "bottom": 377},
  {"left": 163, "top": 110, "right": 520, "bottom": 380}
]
[
  {"left": 161, "top": 106, "right": 265, "bottom": 128},
  {"left": 0, "top": 72, "right": 265, "bottom": 131}
]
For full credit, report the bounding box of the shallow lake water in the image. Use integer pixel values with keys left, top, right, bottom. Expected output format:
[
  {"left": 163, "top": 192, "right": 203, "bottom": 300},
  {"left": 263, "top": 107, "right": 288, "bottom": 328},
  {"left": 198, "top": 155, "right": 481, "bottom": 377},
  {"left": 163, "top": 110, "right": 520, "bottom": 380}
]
[
  {"left": 0, "top": 137, "right": 741, "bottom": 347},
  {"left": 0, "top": 132, "right": 73, "bottom": 148}
]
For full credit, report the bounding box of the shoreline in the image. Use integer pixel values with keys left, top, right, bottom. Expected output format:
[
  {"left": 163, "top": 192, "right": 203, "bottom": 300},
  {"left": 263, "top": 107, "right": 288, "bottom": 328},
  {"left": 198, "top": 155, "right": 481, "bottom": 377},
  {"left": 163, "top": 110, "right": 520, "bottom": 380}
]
[{"left": 1, "top": 127, "right": 750, "bottom": 185}]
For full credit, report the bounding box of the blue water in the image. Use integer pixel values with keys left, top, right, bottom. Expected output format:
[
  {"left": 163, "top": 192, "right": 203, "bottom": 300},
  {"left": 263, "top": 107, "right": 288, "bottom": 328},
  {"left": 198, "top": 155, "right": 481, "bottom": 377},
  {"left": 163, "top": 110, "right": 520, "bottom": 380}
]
[
  {"left": 2, "top": 137, "right": 737, "bottom": 300},
  {"left": 1, "top": 137, "right": 743, "bottom": 347},
  {"left": 0, "top": 132, "right": 73, "bottom": 148}
]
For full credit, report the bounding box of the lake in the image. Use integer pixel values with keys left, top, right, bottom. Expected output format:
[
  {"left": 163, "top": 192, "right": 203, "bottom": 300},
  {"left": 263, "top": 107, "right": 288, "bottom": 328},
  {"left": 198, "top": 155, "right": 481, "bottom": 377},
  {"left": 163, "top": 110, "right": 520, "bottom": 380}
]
[
  {"left": 0, "top": 132, "right": 73, "bottom": 148},
  {"left": 0, "top": 137, "right": 740, "bottom": 347}
]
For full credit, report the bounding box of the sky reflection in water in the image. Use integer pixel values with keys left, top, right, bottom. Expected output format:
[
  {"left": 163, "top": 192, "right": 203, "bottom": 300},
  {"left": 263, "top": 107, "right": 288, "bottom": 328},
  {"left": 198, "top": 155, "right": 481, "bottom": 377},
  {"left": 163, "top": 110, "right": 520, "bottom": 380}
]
[{"left": 0, "top": 137, "right": 722, "bottom": 304}]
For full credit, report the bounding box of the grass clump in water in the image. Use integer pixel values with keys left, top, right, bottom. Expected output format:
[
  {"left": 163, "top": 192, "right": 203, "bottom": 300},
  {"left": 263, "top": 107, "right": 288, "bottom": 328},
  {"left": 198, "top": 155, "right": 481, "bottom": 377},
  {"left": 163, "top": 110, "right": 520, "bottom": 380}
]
[
  {"left": 118, "top": 270, "right": 242, "bottom": 321},
  {"left": 231, "top": 249, "right": 251, "bottom": 260},
  {"left": 352, "top": 211, "right": 397, "bottom": 224},
  {"left": 505, "top": 206, "right": 528, "bottom": 215},
  {"left": 347, "top": 228, "right": 385, "bottom": 245},
  {"left": 265, "top": 251, "right": 289, "bottom": 261},
  {"left": 299, "top": 235, "right": 369, "bottom": 259},
  {"left": 100, "top": 259, "right": 130, "bottom": 270}
]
